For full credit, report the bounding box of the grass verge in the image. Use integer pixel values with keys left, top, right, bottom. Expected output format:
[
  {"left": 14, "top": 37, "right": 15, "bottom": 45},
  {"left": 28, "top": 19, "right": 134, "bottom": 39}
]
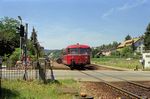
[
  {"left": 1, "top": 79, "right": 79, "bottom": 99},
  {"left": 92, "top": 58, "right": 143, "bottom": 69}
]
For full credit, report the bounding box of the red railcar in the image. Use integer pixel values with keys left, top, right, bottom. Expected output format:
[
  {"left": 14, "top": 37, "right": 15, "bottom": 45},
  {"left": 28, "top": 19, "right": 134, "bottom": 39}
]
[{"left": 62, "top": 43, "right": 91, "bottom": 69}]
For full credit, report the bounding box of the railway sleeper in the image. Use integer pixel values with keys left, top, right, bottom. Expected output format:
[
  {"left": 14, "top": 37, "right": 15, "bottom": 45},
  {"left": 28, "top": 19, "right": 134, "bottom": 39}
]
[{"left": 80, "top": 71, "right": 147, "bottom": 99}]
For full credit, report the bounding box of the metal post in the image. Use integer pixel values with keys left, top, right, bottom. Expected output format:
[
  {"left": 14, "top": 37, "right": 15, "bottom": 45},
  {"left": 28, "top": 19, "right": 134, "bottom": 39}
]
[
  {"left": 50, "top": 59, "right": 55, "bottom": 81},
  {"left": 36, "top": 45, "right": 39, "bottom": 80},
  {"left": 0, "top": 56, "right": 2, "bottom": 92},
  {"left": 18, "top": 16, "right": 23, "bottom": 60},
  {"left": 23, "top": 23, "right": 28, "bottom": 80},
  {"left": 20, "top": 37, "right": 22, "bottom": 60},
  {"left": 0, "top": 56, "right": 2, "bottom": 79}
]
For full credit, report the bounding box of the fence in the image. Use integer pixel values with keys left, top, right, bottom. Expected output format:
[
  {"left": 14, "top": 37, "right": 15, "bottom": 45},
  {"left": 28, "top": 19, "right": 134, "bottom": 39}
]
[{"left": 0, "top": 58, "right": 55, "bottom": 82}]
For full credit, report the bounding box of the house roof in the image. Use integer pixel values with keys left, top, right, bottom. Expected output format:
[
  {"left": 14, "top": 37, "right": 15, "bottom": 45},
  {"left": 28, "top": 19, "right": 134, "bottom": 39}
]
[
  {"left": 133, "top": 38, "right": 140, "bottom": 43},
  {"left": 117, "top": 38, "right": 141, "bottom": 49}
]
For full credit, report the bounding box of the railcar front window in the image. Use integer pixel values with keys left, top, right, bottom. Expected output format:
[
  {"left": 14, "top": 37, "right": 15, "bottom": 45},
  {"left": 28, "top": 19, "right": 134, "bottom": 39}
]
[
  {"left": 68, "top": 48, "right": 78, "bottom": 54},
  {"left": 80, "top": 48, "right": 90, "bottom": 54}
]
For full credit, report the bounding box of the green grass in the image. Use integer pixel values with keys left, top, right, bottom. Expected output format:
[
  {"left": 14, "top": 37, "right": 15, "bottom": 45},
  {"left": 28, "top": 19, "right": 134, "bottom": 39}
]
[
  {"left": 92, "top": 58, "right": 143, "bottom": 69},
  {"left": 1, "top": 79, "right": 79, "bottom": 99}
]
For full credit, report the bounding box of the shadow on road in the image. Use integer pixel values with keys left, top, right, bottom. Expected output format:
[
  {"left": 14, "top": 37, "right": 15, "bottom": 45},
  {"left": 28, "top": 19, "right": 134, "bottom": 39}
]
[
  {"left": 73, "top": 64, "right": 98, "bottom": 70},
  {"left": 73, "top": 64, "right": 123, "bottom": 71}
]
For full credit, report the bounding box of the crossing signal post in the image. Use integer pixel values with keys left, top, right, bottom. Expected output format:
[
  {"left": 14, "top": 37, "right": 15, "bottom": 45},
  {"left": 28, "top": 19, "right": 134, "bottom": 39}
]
[
  {"left": 17, "top": 24, "right": 25, "bottom": 54},
  {"left": 20, "top": 25, "right": 24, "bottom": 37},
  {"left": 17, "top": 16, "right": 28, "bottom": 80},
  {"left": 16, "top": 24, "right": 24, "bottom": 59},
  {"left": 23, "top": 23, "right": 28, "bottom": 80},
  {"left": 17, "top": 16, "right": 23, "bottom": 60}
]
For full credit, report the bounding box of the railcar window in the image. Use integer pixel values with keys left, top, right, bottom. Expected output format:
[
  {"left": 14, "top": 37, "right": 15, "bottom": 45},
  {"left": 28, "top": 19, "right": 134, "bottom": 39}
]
[
  {"left": 80, "top": 48, "right": 90, "bottom": 54},
  {"left": 68, "top": 48, "right": 78, "bottom": 54}
]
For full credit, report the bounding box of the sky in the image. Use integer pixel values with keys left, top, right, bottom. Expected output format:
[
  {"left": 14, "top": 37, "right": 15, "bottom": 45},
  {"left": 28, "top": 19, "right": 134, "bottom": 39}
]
[{"left": 0, "top": 0, "right": 150, "bottom": 49}]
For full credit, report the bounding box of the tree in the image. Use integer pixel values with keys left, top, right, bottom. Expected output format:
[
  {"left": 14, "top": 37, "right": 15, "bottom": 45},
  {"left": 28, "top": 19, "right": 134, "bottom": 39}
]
[
  {"left": 9, "top": 48, "right": 21, "bottom": 66},
  {"left": 144, "top": 23, "right": 150, "bottom": 50},
  {"left": 125, "top": 34, "right": 132, "bottom": 41},
  {"left": 112, "top": 41, "right": 119, "bottom": 48},
  {"left": 0, "top": 17, "right": 20, "bottom": 56},
  {"left": 30, "top": 27, "right": 44, "bottom": 57},
  {"left": 31, "top": 27, "right": 37, "bottom": 44},
  {"left": 30, "top": 27, "right": 38, "bottom": 56},
  {"left": 27, "top": 39, "right": 36, "bottom": 55},
  {"left": 120, "top": 46, "right": 133, "bottom": 58},
  {"left": 91, "top": 47, "right": 99, "bottom": 58}
]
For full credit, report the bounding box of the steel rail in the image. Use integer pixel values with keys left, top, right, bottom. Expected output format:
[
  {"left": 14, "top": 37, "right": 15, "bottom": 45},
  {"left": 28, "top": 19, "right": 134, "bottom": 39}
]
[
  {"left": 79, "top": 71, "right": 146, "bottom": 99},
  {"left": 127, "top": 81, "right": 150, "bottom": 90},
  {"left": 94, "top": 71, "right": 150, "bottom": 91}
]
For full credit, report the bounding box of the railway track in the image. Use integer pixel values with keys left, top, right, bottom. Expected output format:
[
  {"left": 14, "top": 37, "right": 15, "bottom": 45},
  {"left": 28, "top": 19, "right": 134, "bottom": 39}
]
[
  {"left": 53, "top": 61, "right": 123, "bottom": 71},
  {"left": 94, "top": 71, "right": 150, "bottom": 91},
  {"left": 79, "top": 71, "right": 150, "bottom": 99},
  {"left": 51, "top": 61, "right": 150, "bottom": 98}
]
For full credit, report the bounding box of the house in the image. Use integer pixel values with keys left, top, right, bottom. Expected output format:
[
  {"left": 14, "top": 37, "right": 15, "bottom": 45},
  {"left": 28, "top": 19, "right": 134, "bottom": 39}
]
[
  {"left": 117, "top": 37, "right": 145, "bottom": 54},
  {"left": 96, "top": 49, "right": 115, "bottom": 56},
  {"left": 133, "top": 38, "right": 145, "bottom": 54},
  {"left": 102, "top": 50, "right": 112, "bottom": 56}
]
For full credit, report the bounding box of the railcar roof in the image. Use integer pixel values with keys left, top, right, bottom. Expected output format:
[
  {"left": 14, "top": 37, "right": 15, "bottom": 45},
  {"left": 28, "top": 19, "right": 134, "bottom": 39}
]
[{"left": 67, "top": 44, "right": 90, "bottom": 48}]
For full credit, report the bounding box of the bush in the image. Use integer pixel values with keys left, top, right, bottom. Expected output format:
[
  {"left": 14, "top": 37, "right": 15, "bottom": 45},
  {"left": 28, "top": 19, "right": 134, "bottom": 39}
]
[
  {"left": 120, "top": 46, "right": 134, "bottom": 58},
  {"left": 111, "top": 51, "right": 121, "bottom": 57},
  {"left": 133, "top": 52, "right": 142, "bottom": 59},
  {"left": 9, "top": 48, "right": 21, "bottom": 67}
]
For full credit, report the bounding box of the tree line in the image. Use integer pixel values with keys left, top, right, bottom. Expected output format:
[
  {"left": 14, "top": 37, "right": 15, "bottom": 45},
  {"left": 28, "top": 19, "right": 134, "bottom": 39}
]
[
  {"left": 0, "top": 17, "right": 44, "bottom": 66},
  {"left": 92, "top": 23, "right": 150, "bottom": 58}
]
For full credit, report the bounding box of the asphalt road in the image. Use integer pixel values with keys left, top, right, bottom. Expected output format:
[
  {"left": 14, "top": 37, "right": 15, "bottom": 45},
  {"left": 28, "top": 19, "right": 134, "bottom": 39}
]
[{"left": 1, "top": 69, "right": 150, "bottom": 82}]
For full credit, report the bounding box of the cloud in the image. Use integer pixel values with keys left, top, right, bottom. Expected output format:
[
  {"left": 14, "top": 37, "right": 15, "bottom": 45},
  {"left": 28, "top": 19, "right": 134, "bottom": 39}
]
[
  {"left": 101, "top": 0, "right": 147, "bottom": 19},
  {"left": 118, "top": 0, "right": 147, "bottom": 10},
  {"left": 101, "top": 8, "right": 114, "bottom": 19}
]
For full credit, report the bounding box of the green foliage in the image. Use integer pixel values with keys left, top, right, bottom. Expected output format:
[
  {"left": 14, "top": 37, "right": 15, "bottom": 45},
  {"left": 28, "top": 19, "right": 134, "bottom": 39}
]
[
  {"left": 2, "top": 54, "right": 10, "bottom": 66},
  {"left": 1, "top": 79, "right": 77, "bottom": 99},
  {"left": 144, "top": 23, "right": 150, "bottom": 50},
  {"left": 99, "top": 41, "right": 119, "bottom": 50},
  {"left": 9, "top": 48, "right": 21, "bottom": 66},
  {"left": 27, "top": 39, "right": 36, "bottom": 55},
  {"left": 120, "top": 46, "right": 134, "bottom": 58},
  {"left": 91, "top": 41, "right": 119, "bottom": 58},
  {"left": 30, "top": 27, "right": 37, "bottom": 44},
  {"left": 125, "top": 34, "right": 132, "bottom": 41},
  {"left": 133, "top": 52, "right": 141, "bottom": 59},
  {"left": 111, "top": 51, "right": 120, "bottom": 57},
  {"left": 92, "top": 58, "right": 142, "bottom": 69},
  {"left": 0, "top": 17, "right": 20, "bottom": 56},
  {"left": 39, "top": 47, "right": 45, "bottom": 57},
  {"left": 30, "top": 28, "right": 44, "bottom": 58},
  {"left": 48, "top": 50, "right": 63, "bottom": 59},
  {"left": 91, "top": 47, "right": 99, "bottom": 58}
]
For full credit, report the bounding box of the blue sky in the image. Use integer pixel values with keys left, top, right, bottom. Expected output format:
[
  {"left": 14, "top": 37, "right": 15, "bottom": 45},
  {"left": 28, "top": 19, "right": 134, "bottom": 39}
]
[{"left": 0, "top": 0, "right": 150, "bottom": 49}]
